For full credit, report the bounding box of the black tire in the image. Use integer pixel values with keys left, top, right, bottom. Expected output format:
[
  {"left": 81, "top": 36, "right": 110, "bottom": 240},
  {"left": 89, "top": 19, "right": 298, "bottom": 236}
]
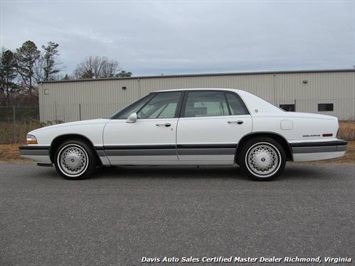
[
  {"left": 239, "top": 137, "right": 286, "bottom": 181},
  {"left": 54, "top": 139, "right": 97, "bottom": 180}
]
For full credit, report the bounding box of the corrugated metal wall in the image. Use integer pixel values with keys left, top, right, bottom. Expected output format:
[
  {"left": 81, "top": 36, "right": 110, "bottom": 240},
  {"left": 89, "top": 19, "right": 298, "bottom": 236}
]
[{"left": 39, "top": 70, "right": 355, "bottom": 122}]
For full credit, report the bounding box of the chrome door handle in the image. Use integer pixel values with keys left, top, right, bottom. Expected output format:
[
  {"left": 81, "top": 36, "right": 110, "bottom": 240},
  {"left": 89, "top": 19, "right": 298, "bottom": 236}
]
[
  {"left": 156, "top": 123, "right": 171, "bottom": 127},
  {"left": 228, "top": 120, "right": 243, "bottom": 125}
]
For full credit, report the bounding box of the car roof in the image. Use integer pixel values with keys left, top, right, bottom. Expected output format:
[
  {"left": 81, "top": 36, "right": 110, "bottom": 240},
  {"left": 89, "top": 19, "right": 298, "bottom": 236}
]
[{"left": 155, "top": 88, "right": 242, "bottom": 93}]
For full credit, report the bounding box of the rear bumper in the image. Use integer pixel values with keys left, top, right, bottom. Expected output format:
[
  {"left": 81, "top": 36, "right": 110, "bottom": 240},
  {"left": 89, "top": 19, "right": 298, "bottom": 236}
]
[
  {"left": 290, "top": 140, "right": 348, "bottom": 162},
  {"left": 19, "top": 145, "right": 52, "bottom": 165}
]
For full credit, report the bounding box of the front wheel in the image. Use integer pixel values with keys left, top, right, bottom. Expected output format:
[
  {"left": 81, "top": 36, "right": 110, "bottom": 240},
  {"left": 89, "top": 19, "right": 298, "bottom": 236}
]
[
  {"left": 239, "top": 138, "right": 286, "bottom": 181},
  {"left": 54, "top": 139, "right": 97, "bottom": 180}
]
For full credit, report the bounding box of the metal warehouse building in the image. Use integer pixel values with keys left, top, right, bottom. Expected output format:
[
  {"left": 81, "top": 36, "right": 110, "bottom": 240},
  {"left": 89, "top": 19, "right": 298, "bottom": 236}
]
[{"left": 39, "top": 69, "right": 355, "bottom": 122}]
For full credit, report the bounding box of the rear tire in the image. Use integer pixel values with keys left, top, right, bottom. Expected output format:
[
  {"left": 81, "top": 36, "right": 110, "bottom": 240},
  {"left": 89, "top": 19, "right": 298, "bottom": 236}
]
[
  {"left": 239, "top": 137, "right": 286, "bottom": 181},
  {"left": 54, "top": 139, "right": 97, "bottom": 180}
]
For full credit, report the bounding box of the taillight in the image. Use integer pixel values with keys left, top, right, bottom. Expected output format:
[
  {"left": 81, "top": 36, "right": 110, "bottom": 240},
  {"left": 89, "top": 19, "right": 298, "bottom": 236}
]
[{"left": 322, "top": 133, "right": 333, "bottom": 137}]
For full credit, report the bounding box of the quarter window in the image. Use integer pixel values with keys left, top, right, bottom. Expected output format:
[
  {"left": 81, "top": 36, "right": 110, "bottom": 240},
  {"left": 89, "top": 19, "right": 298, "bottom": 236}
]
[{"left": 225, "top": 92, "right": 249, "bottom": 115}]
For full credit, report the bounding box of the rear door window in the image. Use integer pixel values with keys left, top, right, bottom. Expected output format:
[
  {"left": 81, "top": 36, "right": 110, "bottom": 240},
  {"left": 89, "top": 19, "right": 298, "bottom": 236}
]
[{"left": 183, "top": 91, "right": 249, "bottom": 117}]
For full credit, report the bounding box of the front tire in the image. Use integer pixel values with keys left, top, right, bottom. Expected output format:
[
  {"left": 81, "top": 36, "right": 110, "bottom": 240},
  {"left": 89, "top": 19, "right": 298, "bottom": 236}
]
[
  {"left": 239, "top": 137, "right": 286, "bottom": 181},
  {"left": 54, "top": 139, "right": 97, "bottom": 180}
]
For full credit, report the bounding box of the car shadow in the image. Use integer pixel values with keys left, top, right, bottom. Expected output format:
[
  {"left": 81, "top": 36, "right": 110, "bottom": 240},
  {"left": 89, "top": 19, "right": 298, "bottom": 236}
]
[
  {"left": 33, "top": 167, "right": 63, "bottom": 180},
  {"left": 93, "top": 165, "right": 250, "bottom": 181},
  {"left": 94, "top": 164, "right": 328, "bottom": 181},
  {"left": 33, "top": 163, "right": 341, "bottom": 182},
  {"left": 279, "top": 163, "right": 338, "bottom": 181}
]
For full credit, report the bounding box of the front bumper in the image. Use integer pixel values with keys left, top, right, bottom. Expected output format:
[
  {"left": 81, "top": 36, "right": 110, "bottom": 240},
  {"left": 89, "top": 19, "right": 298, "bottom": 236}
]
[{"left": 19, "top": 145, "right": 52, "bottom": 165}]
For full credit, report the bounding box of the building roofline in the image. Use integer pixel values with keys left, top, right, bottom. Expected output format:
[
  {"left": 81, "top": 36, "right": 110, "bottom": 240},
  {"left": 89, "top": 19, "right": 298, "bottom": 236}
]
[{"left": 40, "top": 68, "right": 355, "bottom": 84}]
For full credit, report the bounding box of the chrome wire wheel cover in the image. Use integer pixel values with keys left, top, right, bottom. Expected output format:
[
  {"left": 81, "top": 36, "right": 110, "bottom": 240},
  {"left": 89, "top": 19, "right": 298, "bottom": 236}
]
[
  {"left": 57, "top": 144, "right": 89, "bottom": 177},
  {"left": 245, "top": 142, "right": 281, "bottom": 178}
]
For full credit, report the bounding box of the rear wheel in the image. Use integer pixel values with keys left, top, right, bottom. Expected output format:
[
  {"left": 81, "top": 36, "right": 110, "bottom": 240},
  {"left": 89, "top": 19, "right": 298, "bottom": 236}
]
[
  {"left": 239, "top": 137, "right": 286, "bottom": 181},
  {"left": 54, "top": 139, "right": 97, "bottom": 180}
]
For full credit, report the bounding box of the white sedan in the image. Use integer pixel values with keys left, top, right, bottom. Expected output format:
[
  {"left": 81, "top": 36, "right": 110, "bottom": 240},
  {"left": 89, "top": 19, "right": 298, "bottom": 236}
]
[{"left": 20, "top": 88, "right": 347, "bottom": 181}]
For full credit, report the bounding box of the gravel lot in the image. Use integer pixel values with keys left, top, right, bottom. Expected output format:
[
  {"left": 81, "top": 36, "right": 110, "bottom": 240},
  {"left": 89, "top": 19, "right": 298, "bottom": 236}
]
[{"left": 0, "top": 163, "right": 354, "bottom": 266}]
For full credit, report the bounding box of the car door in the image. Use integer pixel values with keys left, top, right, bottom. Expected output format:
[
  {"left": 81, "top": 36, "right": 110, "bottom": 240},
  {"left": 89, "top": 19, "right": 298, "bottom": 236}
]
[
  {"left": 176, "top": 90, "right": 252, "bottom": 164},
  {"left": 103, "top": 91, "right": 182, "bottom": 164}
]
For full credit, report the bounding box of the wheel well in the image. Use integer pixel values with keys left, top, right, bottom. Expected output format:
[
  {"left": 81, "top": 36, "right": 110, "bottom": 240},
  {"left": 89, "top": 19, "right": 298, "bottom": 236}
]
[
  {"left": 236, "top": 133, "right": 293, "bottom": 163},
  {"left": 50, "top": 134, "right": 102, "bottom": 166}
]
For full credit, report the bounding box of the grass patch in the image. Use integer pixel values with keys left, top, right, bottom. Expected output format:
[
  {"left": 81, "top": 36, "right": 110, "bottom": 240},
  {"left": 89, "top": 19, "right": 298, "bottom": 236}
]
[
  {"left": 338, "top": 121, "right": 355, "bottom": 141},
  {"left": 0, "top": 144, "right": 27, "bottom": 162},
  {"left": 0, "top": 119, "right": 42, "bottom": 144}
]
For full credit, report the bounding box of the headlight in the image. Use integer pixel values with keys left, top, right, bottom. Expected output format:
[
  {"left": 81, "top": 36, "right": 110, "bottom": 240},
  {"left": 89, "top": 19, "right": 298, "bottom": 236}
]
[{"left": 26, "top": 134, "right": 38, "bottom": 144}]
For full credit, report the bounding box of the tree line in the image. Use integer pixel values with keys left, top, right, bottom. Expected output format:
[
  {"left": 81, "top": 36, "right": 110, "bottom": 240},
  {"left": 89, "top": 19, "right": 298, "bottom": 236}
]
[{"left": 0, "top": 40, "right": 132, "bottom": 106}]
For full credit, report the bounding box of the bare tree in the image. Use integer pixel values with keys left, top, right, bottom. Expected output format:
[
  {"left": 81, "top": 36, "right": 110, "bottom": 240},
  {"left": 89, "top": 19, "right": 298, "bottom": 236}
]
[{"left": 73, "top": 56, "right": 121, "bottom": 79}]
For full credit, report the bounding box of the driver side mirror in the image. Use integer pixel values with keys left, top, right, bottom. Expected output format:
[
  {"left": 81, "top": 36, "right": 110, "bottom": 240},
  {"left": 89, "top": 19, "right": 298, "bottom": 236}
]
[{"left": 126, "top": 112, "right": 137, "bottom": 123}]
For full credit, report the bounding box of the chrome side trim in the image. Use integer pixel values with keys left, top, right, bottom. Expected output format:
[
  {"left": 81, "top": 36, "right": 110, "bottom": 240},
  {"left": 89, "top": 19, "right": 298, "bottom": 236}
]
[
  {"left": 100, "top": 144, "right": 237, "bottom": 156},
  {"left": 104, "top": 149, "right": 176, "bottom": 156},
  {"left": 177, "top": 144, "right": 237, "bottom": 156},
  {"left": 100, "top": 145, "right": 176, "bottom": 156}
]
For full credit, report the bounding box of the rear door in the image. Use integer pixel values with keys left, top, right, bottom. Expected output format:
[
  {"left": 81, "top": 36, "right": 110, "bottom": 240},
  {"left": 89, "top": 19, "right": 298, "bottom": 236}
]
[{"left": 176, "top": 90, "right": 252, "bottom": 164}]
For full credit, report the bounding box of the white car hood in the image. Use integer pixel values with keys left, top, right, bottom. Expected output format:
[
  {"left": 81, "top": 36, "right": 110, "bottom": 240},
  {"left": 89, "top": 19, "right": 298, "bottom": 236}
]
[{"left": 31, "top": 118, "right": 110, "bottom": 133}]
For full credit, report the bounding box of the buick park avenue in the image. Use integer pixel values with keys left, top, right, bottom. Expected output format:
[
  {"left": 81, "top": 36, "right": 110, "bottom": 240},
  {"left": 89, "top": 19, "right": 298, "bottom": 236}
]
[{"left": 20, "top": 89, "right": 347, "bottom": 181}]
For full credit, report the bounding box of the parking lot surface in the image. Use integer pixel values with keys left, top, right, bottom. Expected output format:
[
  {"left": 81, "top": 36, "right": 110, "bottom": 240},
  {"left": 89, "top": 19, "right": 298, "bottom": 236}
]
[{"left": 0, "top": 163, "right": 354, "bottom": 265}]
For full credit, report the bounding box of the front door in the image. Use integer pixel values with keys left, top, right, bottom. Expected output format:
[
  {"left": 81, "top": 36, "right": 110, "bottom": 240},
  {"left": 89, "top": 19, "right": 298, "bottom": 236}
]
[{"left": 103, "top": 91, "right": 182, "bottom": 164}]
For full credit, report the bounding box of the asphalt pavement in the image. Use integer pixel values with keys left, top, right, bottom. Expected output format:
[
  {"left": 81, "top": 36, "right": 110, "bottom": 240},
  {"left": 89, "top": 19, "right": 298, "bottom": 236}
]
[{"left": 0, "top": 163, "right": 354, "bottom": 266}]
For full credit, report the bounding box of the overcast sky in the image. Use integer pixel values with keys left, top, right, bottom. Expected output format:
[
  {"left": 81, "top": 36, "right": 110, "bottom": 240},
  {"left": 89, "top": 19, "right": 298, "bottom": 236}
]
[{"left": 1, "top": 0, "right": 354, "bottom": 77}]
